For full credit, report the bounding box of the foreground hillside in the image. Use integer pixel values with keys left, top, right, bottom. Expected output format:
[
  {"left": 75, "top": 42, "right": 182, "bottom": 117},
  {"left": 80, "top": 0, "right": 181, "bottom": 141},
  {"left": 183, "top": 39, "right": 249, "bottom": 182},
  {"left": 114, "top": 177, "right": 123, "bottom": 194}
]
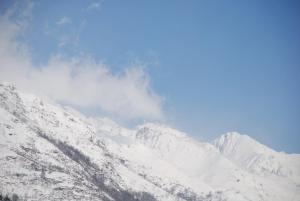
[{"left": 0, "top": 83, "right": 299, "bottom": 201}]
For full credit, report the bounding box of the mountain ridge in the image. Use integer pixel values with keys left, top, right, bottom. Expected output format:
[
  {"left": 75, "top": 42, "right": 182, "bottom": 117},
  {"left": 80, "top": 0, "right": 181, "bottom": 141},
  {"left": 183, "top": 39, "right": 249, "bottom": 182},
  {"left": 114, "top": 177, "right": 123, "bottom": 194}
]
[
  {"left": 0, "top": 82, "right": 299, "bottom": 201},
  {"left": 213, "top": 131, "right": 300, "bottom": 183}
]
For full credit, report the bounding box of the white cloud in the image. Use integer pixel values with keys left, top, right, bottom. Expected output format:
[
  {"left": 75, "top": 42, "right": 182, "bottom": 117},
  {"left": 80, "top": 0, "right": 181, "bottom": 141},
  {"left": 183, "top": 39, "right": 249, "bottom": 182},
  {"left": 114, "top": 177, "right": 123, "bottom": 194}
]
[
  {"left": 56, "top": 16, "right": 71, "bottom": 26},
  {"left": 0, "top": 3, "right": 164, "bottom": 121},
  {"left": 87, "top": 1, "right": 103, "bottom": 11}
]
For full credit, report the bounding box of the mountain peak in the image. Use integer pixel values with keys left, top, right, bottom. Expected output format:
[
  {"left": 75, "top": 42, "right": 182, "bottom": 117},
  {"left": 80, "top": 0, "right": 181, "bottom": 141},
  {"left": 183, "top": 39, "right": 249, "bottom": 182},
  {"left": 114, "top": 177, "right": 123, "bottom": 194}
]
[
  {"left": 136, "top": 122, "right": 187, "bottom": 138},
  {"left": 220, "top": 131, "right": 252, "bottom": 140},
  {"left": 213, "top": 131, "right": 269, "bottom": 155},
  {"left": 214, "top": 132, "right": 254, "bottom": 151},
  {"left": 134, "top": 123, "right": 189, "bottom": 151},
  {"left": 213, "top": 132, "right": 300, "bottom": 181}
]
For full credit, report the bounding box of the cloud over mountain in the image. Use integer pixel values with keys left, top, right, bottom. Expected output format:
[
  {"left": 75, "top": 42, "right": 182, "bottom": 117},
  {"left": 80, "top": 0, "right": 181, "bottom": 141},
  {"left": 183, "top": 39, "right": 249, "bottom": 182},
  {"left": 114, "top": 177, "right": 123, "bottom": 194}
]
[{"left": 0, "top": 2, "right": 164, "bottom": 121}]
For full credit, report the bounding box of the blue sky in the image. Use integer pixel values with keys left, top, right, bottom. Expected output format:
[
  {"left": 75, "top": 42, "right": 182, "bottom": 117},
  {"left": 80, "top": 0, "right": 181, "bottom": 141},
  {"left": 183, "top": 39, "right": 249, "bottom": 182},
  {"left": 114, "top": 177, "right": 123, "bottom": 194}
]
[{"left": 0, "top": 0, "right": 299, "bottom": 153}]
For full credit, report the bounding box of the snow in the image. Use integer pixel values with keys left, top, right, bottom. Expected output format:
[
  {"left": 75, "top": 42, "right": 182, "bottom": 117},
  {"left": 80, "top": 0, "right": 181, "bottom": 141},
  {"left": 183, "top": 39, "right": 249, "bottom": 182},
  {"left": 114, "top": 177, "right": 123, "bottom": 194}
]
[
  {"left": 213, "top": 132, "right": 300, "bottom": 183},
  {"left": 0, "top": 82, "right": 299, "bottom": 201}
]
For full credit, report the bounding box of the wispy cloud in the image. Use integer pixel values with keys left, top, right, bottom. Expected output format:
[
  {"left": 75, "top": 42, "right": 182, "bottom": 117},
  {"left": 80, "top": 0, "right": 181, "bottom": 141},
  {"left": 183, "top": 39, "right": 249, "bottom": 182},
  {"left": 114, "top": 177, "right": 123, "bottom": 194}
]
[
  {"left": 87, "top": 1, "right": 103, "bottom": 11},
  {"left": 56, "top": 16, "right": 71, "bottom": 26},
  {"left": 0, "top": 2, "right": 164, "bottom": 121}
]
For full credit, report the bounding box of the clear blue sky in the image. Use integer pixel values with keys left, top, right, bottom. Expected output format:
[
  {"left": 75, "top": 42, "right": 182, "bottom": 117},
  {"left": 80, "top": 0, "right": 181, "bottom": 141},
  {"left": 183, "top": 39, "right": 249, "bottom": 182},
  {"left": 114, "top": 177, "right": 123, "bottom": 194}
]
[{"left": 1, "top": 0, "right": 299, "bottom": 153}]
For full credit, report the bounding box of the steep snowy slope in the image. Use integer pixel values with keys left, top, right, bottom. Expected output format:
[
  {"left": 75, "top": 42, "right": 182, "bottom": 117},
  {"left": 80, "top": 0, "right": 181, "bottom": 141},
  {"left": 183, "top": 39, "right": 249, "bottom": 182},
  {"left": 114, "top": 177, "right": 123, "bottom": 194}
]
[
  {"left": 213, "top": 132, "right": 300, "bottom": 183},
  {"left": 0, "top": 83, "right": 299, "bottom": 201},
  {"left": 0, "top": 83, "right": 183, "bottom": 201}
]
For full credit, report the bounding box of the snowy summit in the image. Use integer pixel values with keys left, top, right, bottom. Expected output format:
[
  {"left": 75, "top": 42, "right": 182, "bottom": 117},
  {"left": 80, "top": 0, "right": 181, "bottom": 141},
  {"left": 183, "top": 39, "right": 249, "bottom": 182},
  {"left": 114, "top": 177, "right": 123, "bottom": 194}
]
[{"left": 0, "top": 83, "right": 299, "bottom": 200}]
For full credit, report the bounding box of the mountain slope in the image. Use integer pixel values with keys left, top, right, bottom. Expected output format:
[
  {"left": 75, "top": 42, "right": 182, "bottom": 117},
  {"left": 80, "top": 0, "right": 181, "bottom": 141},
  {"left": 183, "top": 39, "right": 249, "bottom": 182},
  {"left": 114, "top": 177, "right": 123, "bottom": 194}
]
[
  {"left": 0, "top": 83, "right": 177, "bottom": 201},
  {"left": 213, "top": 132, "right": 300, "bottom": 183},
  {"left": 0, "top": 83, "right": 299, "bottom": 201}
]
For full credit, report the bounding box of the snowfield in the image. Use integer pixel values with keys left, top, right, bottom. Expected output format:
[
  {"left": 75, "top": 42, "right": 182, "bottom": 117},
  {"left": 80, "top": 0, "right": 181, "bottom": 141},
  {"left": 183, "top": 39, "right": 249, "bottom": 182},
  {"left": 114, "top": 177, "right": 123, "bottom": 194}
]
[{"left": 0, "top": 83, "right": 299, "bottom": 201}]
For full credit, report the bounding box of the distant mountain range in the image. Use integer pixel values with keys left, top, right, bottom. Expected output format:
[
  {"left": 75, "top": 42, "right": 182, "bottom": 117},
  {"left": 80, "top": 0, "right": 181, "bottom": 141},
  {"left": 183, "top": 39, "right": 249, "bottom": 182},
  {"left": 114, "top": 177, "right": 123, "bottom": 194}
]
[{"left": 0, "top": 83, "right": 299, "bottom": 201}]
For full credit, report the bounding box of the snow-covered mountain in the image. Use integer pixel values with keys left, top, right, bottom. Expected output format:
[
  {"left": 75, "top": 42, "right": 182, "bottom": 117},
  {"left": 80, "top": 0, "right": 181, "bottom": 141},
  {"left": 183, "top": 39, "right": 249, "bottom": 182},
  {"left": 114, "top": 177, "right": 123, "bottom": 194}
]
[
  {"left": 213, "top": 132, "right": 300, "bottom": 183},
  {"left": 0, "top": 83, "right": 299, "bottom": 201}
]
